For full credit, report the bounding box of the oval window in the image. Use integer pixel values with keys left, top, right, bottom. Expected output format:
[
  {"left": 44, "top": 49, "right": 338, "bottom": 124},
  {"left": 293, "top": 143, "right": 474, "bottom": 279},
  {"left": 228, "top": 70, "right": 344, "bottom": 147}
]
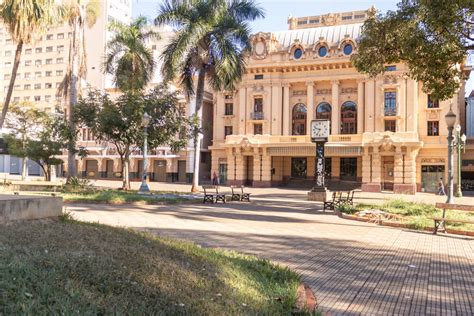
[
  {"left": 293, "top": 48, "right": 303, "bottom": 59},
  {"left": 343, "top": 43, "right": 353, "bottom": 55},
  {"left": 318, "top": 46, "right": 327, "bottom": 57}
]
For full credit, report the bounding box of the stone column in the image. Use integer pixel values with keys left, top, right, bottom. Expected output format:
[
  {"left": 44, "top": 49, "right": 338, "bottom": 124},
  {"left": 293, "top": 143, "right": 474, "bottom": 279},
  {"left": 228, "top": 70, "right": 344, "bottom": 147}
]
[
  {"left": 77, "top": 159, "right": 84, "bottom": 178},
  {"left": 362, "top": 146, "right": 382, "bottom": 192},
  {"left": 361, "top": 147, "right": 371, "bottom": 184},
  {"left": 331, "top": 157, "right": 340, "bottom": 180},
  {"left": 226, "top": 148, "right": 235, "bottom": 183},
  {"left": 238, "top": 87, "right": 247, "bottom": 135},
  {"left": 271, "top": 83, "right": 282, "bottom": 135},
  {"left": 283, "top": 84, "right": 290, "bottom": 135},
  {"left": 331, "top": 80, "right": 340, "bottom": 135},
  {"left": 263, "top": 85, "right": 272, "bottom": 134},
  {"left": 407, "top": 79, "right": 419, "bottom": 133},
  {"left": 364, "top": 79, "right": 375, "bottom": 132},
  {"left": 97, "top": 158, "right": 105, "bottom": 178},
  {"left": 214, "top": 92, "right": 224, "bottom": 141},
  {"left": 306, "top": 81, "right": 314, "bottom": 135},
  {"left": 374, "top": 78, "right": 383, "bottom": 132},
  {"left": 357, "top": 79, "right": 364, "bottom": 134},
  {"left": 397, "top": 78, "right": 406, "bottom": 132},
  {"left": 234, "top": 148, "right": 245, "bottom": 185},
  {"left": 393, "top": 146, "right": 404, "bottom": 184},
  {"left": 260, "top": 153, "right": 272, "bottom": 187},
  {"left": 252, "top": 149, "right": 262, "bottom": 186},
  {"left": 403, "top": 148, "right": 418, "bottom": 194}
]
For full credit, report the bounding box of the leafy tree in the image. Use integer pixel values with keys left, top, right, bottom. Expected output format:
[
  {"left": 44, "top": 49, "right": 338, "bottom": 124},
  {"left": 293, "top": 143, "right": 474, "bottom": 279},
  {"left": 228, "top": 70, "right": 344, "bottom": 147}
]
[
  {"left": 4, "top": 103, "right": 47, "bottom": 180},
  {"left": 59, "top": 0, "right": 100, "bottom": 179},
  {"left": 155, "top": 0, "right": 264, "bottom": 192},
  {"left": 75, "top": 84, "right": 190, "bottom": 190},
  {"left": 104, "top": 16, "right": 159, "bottom": 92},
  {"left": 0, "top": 0, "right": 59, "bottom": 128},
  {"left": 352, "top": 1, "right": 472, "bottom": 101}
]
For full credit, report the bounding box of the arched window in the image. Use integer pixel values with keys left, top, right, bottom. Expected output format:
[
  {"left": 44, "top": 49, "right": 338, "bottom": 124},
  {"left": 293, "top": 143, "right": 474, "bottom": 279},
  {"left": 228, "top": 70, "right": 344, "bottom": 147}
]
[
  {"left": 292, "top": 103, "right": 307, "bottom": 135},
  {"left": 316, "top": 102, "right": 332, "bottom": 121},
  {"left": 341, "top": 101, "right": 357, "bottom": 134}
]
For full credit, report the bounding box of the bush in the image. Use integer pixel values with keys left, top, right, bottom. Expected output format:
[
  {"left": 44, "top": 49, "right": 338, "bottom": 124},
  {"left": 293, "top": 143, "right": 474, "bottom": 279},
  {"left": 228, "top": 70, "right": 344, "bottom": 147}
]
[{"left": 336, "top": 203, "right": 358, "bottom": 214}]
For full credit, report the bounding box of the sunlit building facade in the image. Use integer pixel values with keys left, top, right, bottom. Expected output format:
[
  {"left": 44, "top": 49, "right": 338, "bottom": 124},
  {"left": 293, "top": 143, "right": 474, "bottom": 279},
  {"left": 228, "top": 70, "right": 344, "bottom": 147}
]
[{"left": 210, "top": 8, "right": 468, "bottom": 194}]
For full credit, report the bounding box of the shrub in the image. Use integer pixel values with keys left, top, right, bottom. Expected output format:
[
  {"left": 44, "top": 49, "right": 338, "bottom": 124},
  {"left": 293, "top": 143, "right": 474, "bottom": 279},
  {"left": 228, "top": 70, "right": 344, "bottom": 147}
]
[{"left": 336, "top": 203, "right": 358, "bottom": 214}]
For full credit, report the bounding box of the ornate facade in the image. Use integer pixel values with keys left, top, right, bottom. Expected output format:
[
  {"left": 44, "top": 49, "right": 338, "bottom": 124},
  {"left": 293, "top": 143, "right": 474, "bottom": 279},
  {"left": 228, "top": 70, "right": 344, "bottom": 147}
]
[{"left": 210, "top": 8, "right": 469, "bottom": 194}]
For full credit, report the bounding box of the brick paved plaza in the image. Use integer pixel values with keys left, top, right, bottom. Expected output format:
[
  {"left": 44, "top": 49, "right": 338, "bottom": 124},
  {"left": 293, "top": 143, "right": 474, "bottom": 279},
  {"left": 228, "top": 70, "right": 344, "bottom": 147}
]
[{"left": 70, "top": 185, "right": 474, "bottom": 315}]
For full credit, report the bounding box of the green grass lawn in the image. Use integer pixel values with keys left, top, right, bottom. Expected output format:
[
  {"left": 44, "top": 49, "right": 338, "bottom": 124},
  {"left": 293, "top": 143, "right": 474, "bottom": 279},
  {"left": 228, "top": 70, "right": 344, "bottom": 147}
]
[
  {"left": 0, "top": 218, "right": 302, "bottom": 314},
  {"left": 61, "top": 189, "right": 197, "bottom": 205},
  {"left": 341, "top": 199, "right": 474, "bottom": 232}
]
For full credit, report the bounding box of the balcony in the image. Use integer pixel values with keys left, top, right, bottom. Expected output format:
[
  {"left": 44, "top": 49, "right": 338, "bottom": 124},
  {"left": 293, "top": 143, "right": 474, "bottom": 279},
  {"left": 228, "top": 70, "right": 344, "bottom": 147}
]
[
  {"left": 250, "top": 111, "right": 264, "bottom": 120},
  {"left": 384, "top": 107, "right": 397, "bottom": 116}
]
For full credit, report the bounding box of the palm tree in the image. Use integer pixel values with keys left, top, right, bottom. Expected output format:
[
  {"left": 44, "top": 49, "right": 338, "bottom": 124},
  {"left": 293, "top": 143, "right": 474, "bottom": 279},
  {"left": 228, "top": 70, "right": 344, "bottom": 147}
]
[
  {"left": 59, "top": 0, "right": 99, "bottom": 179},
  {"left": 0, "top": 0, "right": 59, "bottom": 129},
  {"left": 104, "top": 16, "right": 159, "bottom": 92},
  {"left": 155, "top": 0, "right": 264, "bottom": 192}
]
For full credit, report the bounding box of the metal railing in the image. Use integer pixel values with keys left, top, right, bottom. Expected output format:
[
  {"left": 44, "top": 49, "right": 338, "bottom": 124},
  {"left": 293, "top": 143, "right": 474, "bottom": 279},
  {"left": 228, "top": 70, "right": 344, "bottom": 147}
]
[{"left": 250, "top": 111, "right": 264, "bottom": 120}]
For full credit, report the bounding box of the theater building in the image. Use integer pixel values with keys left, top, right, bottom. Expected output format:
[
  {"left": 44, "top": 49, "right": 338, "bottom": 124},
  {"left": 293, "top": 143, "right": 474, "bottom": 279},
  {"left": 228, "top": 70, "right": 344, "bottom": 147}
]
[{"left": 210, "top": 8, "right": 469, "bottom": 194}]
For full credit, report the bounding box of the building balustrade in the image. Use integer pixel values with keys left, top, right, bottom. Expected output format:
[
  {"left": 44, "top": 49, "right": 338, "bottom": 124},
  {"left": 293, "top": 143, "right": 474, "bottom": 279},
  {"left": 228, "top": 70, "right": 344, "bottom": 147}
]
[
  {"left": 384, "top": 107, "right": 397, "bottom": 116},
  {"left": 250, "top": 111, "right": 264, "bottom": 120}
]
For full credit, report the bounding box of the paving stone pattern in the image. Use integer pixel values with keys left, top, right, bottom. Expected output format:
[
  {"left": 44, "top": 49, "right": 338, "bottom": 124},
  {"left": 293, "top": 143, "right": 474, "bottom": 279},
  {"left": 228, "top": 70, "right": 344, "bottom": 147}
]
[{"left": 70, "top": 198, "right": 474, "bottom": 315}]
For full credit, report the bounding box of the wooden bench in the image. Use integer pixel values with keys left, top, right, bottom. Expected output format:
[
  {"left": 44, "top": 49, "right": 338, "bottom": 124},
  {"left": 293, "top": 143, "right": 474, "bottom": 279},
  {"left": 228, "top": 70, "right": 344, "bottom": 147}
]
[
  {"left": 230, "top": 185, "right": 251, "bottom": 202},
  {"left": 432, "top": 203, "right": 474, "bottom": 234},
  {"left": 202, "top": 185, "right": 226, "bottom": 204},
  {"left": 323, "top": 191, "right": 355, "bottom": 211}
]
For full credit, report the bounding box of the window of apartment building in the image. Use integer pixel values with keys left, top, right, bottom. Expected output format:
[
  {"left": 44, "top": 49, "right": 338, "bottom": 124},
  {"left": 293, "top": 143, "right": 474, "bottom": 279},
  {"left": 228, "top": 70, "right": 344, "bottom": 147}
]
[
  {"left": 5, "top": 39, "right": 12, "bottom": 44},
  {"left": 24, "top": 96, "right": 30, "bottom": 101},
  {"left": 24, "top": 60, "right": 31, "bottom": 66},
  {"left": 16, "top": 73, "right": 20, "bottom": 79},
  {"left": 5, "top": 62, "right": 11, "bottom": 67},
  {"left": 384, "top": 120, "right": 396, "bottom": 132},
  {"left": 45, "top": 95, "right": 51, "bottom": 102},
  {"left": 24, "top": 84, "right": 31, "bottom": 90},
  {"left": 25, "top": 48, "right": 32, "bottom": 54},
  {"left": 34, "top": 83, "right": 41, "bottom": 89},
  {"left": 225, "top": 102, "right": 233, "bottom": 115},
  {"left": 427, "top": 121, "right": 439, "bottom": 136},
  {"left": 254, "top": 74, "right": 264, "bottom": 80},
  {"left": 427, "top": 94, "right": 439, "bottom": 108},
  {"left": 34, "top": 96, "right": 41, "bottom": 101},
  {"left": 5, "top": 50, "right": 11, "bottom": 56},
  {"left": 46, "top": 34, "right": 53, "bottom": 40},
  {"left": 13, "top": 85, "right": 20, "bottom": 90},
  {"left": 56, "top": 70, "right": 63, "bottom": 76},
  {"left": 13, "top": 97, "right": 20, "bottom": 103},
  {"left": 56, "top": 58, "right": 63, "bottom": 64},
  {"left": 254, "top": 123, "right": 263, "bottom": 135},
  {"left": 46, "top": 58, "right": 53, "bottom": 65},
  {"left": 4, "top": 74, "right": 10, "bottom": 80},
  {"left": 35, "top": 47, "right": 42, "bottom": 53},
  {"left": 46, "top": 46, "right": 53, "bottom": 52},
  {"left": 45, "top": 71, "right": 52, "bottom": 77},
  {"left": 57, "top": 33, "right": 64, "bottom": 39},
  {"left": 35, "top": 60, "right": 42, "bottom": 66},
  {"left": 35, "top": 71, "right": 41, "bottom": 78},
  {"left": 45, "top": 83, "right": 52, "bottom": 89},
  {"left": 384, "top": 91, "right": 396, "bottom": 116},
  {"left": 24, "top": 72, "right": 30, "bottom": 79},
  {"left": 57, "top": 45, "right": 64, "bottom": 52},
  {"left": 224, "top": 126, "right": 233, "bottom": 137}
]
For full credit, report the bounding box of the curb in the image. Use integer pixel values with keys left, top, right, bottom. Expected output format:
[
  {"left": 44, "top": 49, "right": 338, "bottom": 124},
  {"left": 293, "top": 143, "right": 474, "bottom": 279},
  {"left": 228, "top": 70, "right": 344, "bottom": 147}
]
[{"left": 335, "top": 211, "right": 474, "bottom": 237}]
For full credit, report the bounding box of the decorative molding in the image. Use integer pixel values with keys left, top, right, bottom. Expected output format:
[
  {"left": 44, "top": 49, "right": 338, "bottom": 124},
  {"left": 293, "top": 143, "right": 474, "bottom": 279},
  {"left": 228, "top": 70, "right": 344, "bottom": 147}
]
[
  {"left": 341, "top": 87, "right": 357, "bottom": 94},
  {"left": 315, "top": 88, "right": 332, "bottom": 95},
  {"left": 421, "top": 158, "right": 445, "bottom": 164},
  {"left": 292, "top": 90, "right": 307, "bottom": 96}
]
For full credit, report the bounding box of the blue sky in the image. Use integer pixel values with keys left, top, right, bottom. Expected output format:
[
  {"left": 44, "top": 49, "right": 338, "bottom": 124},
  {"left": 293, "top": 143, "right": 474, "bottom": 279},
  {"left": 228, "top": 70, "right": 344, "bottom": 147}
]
[{"left": 132, "top": 0, "right": 473, "bottom": 95}]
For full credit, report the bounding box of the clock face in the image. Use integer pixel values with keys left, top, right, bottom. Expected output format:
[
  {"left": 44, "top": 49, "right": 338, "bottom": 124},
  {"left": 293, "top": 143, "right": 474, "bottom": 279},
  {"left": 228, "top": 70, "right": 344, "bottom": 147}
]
[{"left": 311, "top": 120, "right": 330, "bottom": 140}]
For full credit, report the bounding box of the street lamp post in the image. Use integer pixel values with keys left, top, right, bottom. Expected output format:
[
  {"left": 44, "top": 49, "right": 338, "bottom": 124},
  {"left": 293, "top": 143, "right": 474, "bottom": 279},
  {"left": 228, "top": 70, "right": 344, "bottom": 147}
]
[
  {"left": 138, "top": 112, "right": 151, "bottom": 194},
  {"left": 454, "top": 124, "right": 467, "bottom": 197},
  {"left": 445, "top": 109, "right": 456, "bottom": 204}
]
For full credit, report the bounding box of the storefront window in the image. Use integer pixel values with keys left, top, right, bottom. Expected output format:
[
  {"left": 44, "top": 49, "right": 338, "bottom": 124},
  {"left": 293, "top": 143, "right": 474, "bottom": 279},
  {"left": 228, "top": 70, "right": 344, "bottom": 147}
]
[{"left": 340, "top": 157, "right": 357, "bottom": 181}]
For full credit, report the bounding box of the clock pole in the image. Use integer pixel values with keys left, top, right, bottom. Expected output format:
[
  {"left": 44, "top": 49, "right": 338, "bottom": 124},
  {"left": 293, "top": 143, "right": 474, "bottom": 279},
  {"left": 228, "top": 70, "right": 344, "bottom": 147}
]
[{"left": 308, "top": 119, "right": 329, "bottom": 202}]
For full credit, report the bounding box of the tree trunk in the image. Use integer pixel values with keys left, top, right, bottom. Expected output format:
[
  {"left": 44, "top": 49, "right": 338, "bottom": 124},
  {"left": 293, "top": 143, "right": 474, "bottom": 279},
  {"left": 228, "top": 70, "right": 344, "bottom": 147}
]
[
  {"left": 21, "top": 157, "right": 27, "bottom": 181},
  {"left": 45, "top": 165, "right": 51, "bottom": 182},
  {"left": 0, "top": 40, "right": 23, "bottom": 128},
  {"left": 122, "top": 158, "right": 130, "bottom": 190},
  {"left": 190, "top": 69, "right": 206, "bottom": 193},
  {"left": 67, "top": 19, "right": 81, "bottom": 179}
]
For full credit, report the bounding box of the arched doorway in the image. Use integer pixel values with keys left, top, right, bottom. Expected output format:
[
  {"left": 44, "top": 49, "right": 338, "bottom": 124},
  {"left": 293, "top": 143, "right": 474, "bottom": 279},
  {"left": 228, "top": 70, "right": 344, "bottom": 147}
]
[
  {"left": 292, "top": 103, "right": 307, "bottom": 135},
  {"left": 341, "top": 101, "right": 357, "bottom": 134}
]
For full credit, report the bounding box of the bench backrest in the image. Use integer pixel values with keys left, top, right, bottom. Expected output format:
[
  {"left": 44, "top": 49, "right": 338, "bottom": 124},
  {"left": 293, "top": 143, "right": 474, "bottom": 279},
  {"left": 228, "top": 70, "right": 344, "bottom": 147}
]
[
  {"left": 202, "top": 185, "right": 216, "bottom": 194},
  {"left": 435, "top": 203, "right": 474, "bottom": 212}
]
